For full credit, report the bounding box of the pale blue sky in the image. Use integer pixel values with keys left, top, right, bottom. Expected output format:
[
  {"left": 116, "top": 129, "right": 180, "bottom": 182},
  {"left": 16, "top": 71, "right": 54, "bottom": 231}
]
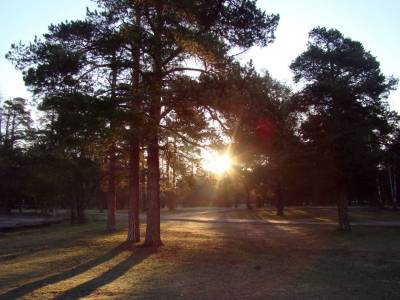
[{"left": 1, "top": 0, "right": 399, "bottom": 111}]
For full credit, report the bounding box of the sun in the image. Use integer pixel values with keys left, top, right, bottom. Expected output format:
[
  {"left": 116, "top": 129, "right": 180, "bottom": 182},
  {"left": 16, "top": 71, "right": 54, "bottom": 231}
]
[{"left": 202, "top": 151, "right": 232, "bottom": 174}]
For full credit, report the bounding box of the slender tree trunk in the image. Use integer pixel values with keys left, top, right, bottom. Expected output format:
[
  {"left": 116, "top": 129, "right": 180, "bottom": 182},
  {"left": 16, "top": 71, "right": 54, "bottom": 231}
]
[
  {"left": 144, "top": 2, "right": 163, "bottom": 247},
  {"left": 140, "top": 158, "right": 147, "bottom": 211},
  {"left": 376, "top": 177, "right": 384, "bottom": 209},
  {"left": 246, "top": 188, "right": 252, "bottom": 210},
  {"left": 144, "top": 75, "right": 162, "bottom": 246},
  {"left": 126, "top": 2, "right": 142, "bottom": 244},
  {"left": 388, "top": 164, "right": 398, "bottom": 211},
  {"left": 77, "top": 196, "right": 86, "bottom": 224},
  {"left": 106, "top": 142, "right": 117, "bottom": 232},
  {"left": 165, "top": 147, "right": 175, "bottom": 210},
  {"left": 276, "top": 182, "right": 284, "bottom": 216},
  {"left": 145, "top": 131, "right": 162, "bottom": 246},
  {"left": 106, "top": 53, "right": 119, "bottom": 232},
  {"left": 70, "top": 197, "right": 77, "bottom": 224},
  {"left": 337, "top": 179, "right": 351, "bottom": 231},
  {"left": 127, "top": 136, "right": 140, "bottom": 242},
  {"left": 144, "top": 73, "right": 162, "bottom": 246}
]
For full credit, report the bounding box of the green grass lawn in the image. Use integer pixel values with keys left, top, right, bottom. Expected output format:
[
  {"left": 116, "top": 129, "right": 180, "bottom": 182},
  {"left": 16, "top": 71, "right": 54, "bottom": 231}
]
[{"left": 1, "top": 209, "right": 400, "bottom": 299}]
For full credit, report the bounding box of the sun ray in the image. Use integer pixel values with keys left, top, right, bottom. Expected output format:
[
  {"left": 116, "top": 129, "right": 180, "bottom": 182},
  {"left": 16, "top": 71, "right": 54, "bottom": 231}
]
[{"left": 202, "top": 150, "right": 232, "bottom": 175}]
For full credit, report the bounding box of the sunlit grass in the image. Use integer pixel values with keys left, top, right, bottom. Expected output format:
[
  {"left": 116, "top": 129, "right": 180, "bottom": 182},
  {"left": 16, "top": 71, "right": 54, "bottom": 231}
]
[{"left": 1, "top": 209, "right": 400, "bottom": 299}]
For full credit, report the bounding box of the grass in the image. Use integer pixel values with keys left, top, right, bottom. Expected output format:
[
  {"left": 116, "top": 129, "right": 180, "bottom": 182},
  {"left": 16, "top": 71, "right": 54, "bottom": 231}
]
[
  {"left": 193, "top": 206, "right": 400, "bottom": 223},
  {"left": 1, "top": 208, "right": 400, "bottom": 299}
]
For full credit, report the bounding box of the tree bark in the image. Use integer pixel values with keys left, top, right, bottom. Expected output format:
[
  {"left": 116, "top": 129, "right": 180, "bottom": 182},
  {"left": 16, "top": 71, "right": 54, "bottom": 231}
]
[
  {"left": 127, "top": 135, "right": 140, "bottom": 242},
  {"left": 144, "top": 131, "right": 162, "bottom": 247},
  {"left": 388, "top": 164, "right": 398, "bottom": 211},
  {"left": 70, "top": 197, "right": 77, "bottom": 224},
  {"left": 337, "top": 180, "right": 351, "bottom": 231},
  {"left": 126, "top": 2, "right": 142, "bottom": 244},
  {"left": 376, "top": 177, "right": 384, "bottom": 209},
  {"left": 106, "top": 142, "right": 117, "bottom": 232},
  {"left": 140, "top": 159, "right": 147, "bottom": 211},
  {"left": 76, "top": 195, "right": 86, "bottom": 224},
  {"left": 144, "top": 77, "right": 162, "bottom": 246},
  {"left": 144, "top": 2, "right": 163, "bottom": 247},
  {"left": 246, "top": 189, "right": 252, "bottom": 210},
  {"left": 276, "top": 182, "right": 284, "bottom": 216},
  {"left": 106, "top": 53, "right": 119, "bottom": 232}
]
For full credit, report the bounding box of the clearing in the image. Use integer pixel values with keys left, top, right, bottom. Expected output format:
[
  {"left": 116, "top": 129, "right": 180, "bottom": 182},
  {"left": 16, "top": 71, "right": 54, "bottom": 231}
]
[{"left": 0, "top": 207, "right": 399, "bottom": 299}]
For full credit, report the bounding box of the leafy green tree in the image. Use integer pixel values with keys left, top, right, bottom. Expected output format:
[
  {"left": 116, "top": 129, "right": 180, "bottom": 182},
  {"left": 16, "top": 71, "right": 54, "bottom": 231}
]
[
  {"left": 201, "top": 63, "right": 300, "bottom": 215},
  {"left": 94, "top": 0, "right": 279, "bottom": 246},
  {"left": 7, "top": 17, "right": 131, "bottom": 231},
  {"left": 290, "top": 27, "right": 397, "bottom": 231},
  {"left": 0, "top": 98, "right": 33, "bottom": 213},
  {"left": 1, "top": 98, "right": 32, "bottom": 150}
]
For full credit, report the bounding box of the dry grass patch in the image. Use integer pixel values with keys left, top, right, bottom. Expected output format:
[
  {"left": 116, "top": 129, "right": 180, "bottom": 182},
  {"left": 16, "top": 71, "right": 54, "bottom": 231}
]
[{"left": 0, "top": 213, "right": 400, "bottom": 299}]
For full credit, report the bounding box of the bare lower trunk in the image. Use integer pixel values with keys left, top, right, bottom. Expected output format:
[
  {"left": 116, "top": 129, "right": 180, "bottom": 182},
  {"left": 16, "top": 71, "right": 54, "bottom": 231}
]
[
  {"left": 144, "top": 135, "right": 162, "bottom": 247},
  {"left": 77, "top": 201, "right": 86, "bottom": 224},
  {"left": 388, "top": 164, "right": 398, "bottom": 211},
  {"left": 106, "top": 143, "right": 117, "bottom": 232},
  {"left": 70, "top": 199, "right": 77, "bottom": 224},
  {"left": 376, "top": 178, "right": 384, "bottom": 209},
  {"left": 144, "top": 77, "right": 162, "bottom": 247},
  {"left": 276, "top": 182, "right": 284, "bottom": 216},
  {"left": 140, "top": 165, "right": 147, "bottom": 211},
  {"left": 337, "top": 181, "right": 351, "bottom": 231},
  {"left": 246, "top": 189, "right": 252, "bottom": 210},
  {"left": 127, "top": 136, "right": 140, "bottom": 243}
]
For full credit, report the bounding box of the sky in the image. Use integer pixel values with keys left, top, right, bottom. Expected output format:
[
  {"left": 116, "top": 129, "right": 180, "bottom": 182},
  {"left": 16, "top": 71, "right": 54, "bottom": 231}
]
[{"left": 1, "top": 0, "right": 399, "bottom": 111}]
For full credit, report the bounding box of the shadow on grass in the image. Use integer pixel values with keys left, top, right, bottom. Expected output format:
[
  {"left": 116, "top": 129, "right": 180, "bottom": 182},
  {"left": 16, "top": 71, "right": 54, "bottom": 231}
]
[
  {"left": 53, "top": 246, "right": 154, "bottom": 299},
  {"left": 0, "top": 243, "right": 152, "bottom": 300}
]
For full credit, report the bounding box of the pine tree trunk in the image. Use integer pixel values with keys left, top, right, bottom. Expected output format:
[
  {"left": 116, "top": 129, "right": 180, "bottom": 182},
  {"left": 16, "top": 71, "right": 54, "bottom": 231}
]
[
  {"left": 276, "top": 182, "right": 284, "bottom": 216},
  {"left": 70, "top": 198, "right": 77, "bottom": 224},
  {"left": 246, "top": 189, "right": 252, "bottom": 209},
  {"left": 106, "top": 142, "right": 117, "bottom": 232},
  {"left": 376, "top": 178, "right": 384, "bottom": 209},
  {"left": 77, "top": 197, "right": 86, "bottom": 224},
  {"left": 144, "top": 1, "right": 163, "bottom": 247},
  {"left": 144, "top": 75, "right": 162, "bottom": 247},
  {"left": 337, "top": 180, "right": 351, "bottom": 231},
  {"left": 144, "top": 133, "right": 162, "bottom": 247},
  {"left": 388, "top": 164, "right": 398, "bottom": 211},
  {"left": 126, "top": 2, "right": 142, "bottom": 244},
  {"left": 140, "top": 162, "right": 147, "bottom": 211},
  {"left": 127, "top": 136, "right": 140, "bottom": 243},
  {"left": 106, "top": 52, "right": 119, "bottom": 232}
]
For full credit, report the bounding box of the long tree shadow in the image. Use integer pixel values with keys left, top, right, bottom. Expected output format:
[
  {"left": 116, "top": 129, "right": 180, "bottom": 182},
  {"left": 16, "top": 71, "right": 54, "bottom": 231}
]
[
  {"left": 53, "top": 247, "right": 154, "bottom": 299},
  {"left": 0, "top": 243, "right": 139, "bottom": 300}
]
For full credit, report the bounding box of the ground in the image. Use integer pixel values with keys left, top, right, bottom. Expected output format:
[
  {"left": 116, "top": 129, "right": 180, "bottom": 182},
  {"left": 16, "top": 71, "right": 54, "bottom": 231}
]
[{"left": 0, "top": 207, "right": 400, "bottom": 299}]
